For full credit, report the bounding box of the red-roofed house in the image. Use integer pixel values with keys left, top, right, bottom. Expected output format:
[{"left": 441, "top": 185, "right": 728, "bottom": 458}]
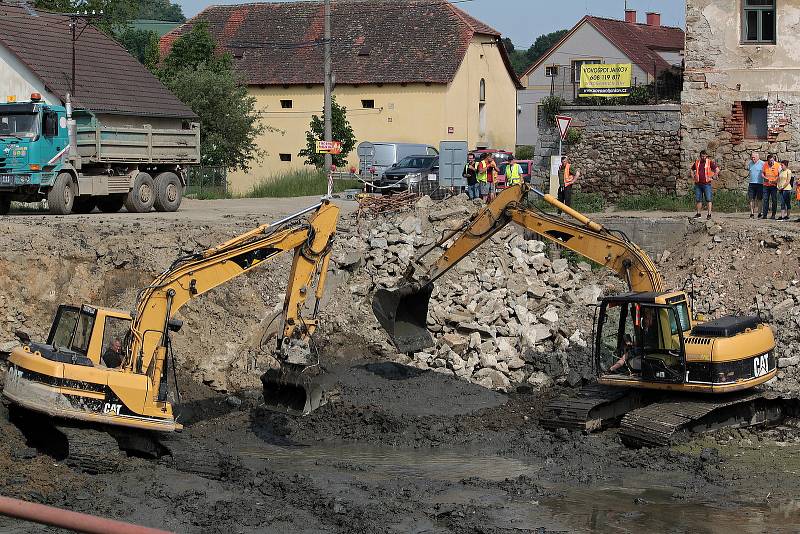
[
  {"left": 516, "top": 10, "right": 684, "bottom": 147},
  {"left": 162, "top": 0, "right": 521, "bottom": 193}
]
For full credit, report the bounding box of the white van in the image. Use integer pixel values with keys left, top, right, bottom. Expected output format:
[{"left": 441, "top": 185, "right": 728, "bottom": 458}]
[{"left": 357, "top": 142, "right": 439, "bottom": 179}]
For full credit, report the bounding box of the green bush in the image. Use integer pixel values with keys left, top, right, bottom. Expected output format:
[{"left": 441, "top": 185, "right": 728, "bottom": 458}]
[
  {"left": 246, "top": 169, "right": 361, "bottom": 198},
  {"left": 614, "top": 189, "right": 748, "bottom": 213},
  {"left": 540, "top": 96, "right": 566, "bottom": 126},
  {"left": 515, "top": 145, "right": 535, "bottom": 160}
]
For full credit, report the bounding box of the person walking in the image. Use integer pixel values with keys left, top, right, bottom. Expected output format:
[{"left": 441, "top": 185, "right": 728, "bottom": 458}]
[
  {"left": 761, "top": 154, "right": 781, "bottom": 219},
  {"left": 747, "top": 152, "right": 765, "bottom": 218},
  {"left": 463, "top": 153, "right": 479, "bottom": 200},
  {"left": 476, "top": 155, "right": 488, "bottom": 201},
  {"left": 505, "top": 159, "right": 523, "bottom": 188},
  {"left": 689, "top": 150, "right": 718, "bottom": 219},
  {"left": 778, "top": 160, "right": 793, "bottom": 220}
]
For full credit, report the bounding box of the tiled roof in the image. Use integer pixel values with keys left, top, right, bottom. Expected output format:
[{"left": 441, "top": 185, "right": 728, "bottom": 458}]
[
  {"left": 0, "top": 4, "right": 196, "bottom": 118},
  {"left": 161, "top": 0, "right": 521, "bottom": 88},
  {"left": 586, "top": 16, "right": 684, "bottom": 76},
  {"left": 522, "top": 15, "right": 684, "bottom": 79}
]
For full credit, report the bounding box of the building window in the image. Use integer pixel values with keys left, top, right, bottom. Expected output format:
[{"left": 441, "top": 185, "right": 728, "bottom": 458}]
[
  {"left": 280, "top": 99, "right": 293, "bottom": 109},
  {"left": 744, "top": 101, "right": 768, "bottom": 139},
  {"left": 479, "top": 79, "right": 486, "bottom": 102},
  {"left": 545, "top": 65, "right": 559, "bottom": 78},
  {"left": 572, "top": 59, "right": 601, "bottom": 83},
  {"left": 279, "top": 153, "right": 292, "bottom": 162},
  {"left": 361, "top": 99, "right": 375, "bottom": 109},
  {"left": 742, "top": 0, "right": 776, "bottom": 44}
]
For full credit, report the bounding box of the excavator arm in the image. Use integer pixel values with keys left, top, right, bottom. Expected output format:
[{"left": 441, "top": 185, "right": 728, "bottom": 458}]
[
  {"left": 126, "top": 200, "right": 339, "bottom": 410},
  {"left": 373, "top": 185, "right": 663, "bottom": 352}
]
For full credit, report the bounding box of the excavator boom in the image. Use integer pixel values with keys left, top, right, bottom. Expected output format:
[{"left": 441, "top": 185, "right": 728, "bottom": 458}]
[{"left": 373, "top": 185, "right": 663, "bottom": 353}]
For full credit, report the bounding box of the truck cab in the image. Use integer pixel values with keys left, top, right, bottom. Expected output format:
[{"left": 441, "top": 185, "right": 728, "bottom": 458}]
[
  {"left": 0, "top": 93, "right": 199, "bottom": 216},
  {"left": 0, "top": 96, "right": 69, "bottom": 202}
]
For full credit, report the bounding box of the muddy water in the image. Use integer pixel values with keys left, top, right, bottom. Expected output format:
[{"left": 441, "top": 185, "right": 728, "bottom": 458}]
[{"left": 239, "top": 442, "right": 800, "bottom": 533}]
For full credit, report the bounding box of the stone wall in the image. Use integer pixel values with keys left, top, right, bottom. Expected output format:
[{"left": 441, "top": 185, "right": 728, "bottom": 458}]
[
  {"left": 681, "top": 0, "right": 800, "bottom": 193},
  {"left": 537, "top": 105, "right": 681, "bottom": 200}
]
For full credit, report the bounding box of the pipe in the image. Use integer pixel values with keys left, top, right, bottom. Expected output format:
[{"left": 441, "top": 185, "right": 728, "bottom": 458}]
[
  {"left": 529, "top": 187, "right": 604, "bottom": 232},
  {"left": 0, "top": 495, "right": 172, "bottom": 534}
]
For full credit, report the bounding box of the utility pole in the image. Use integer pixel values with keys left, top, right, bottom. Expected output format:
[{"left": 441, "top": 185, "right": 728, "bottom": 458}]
[
  {"left": 323, "top": 0, "right": 333, "bottom": 172},
  {"left": 68, "top": 10, "right": 102, "bottom": 98}
]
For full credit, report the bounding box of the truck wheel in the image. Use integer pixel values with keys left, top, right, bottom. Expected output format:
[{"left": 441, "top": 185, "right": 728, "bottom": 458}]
[
  {"left": 96, "top": 195, "right": 125, "bottom": 213},
  {"left": 124, "top": 172, "right": 155, "bottom": 213},
  {"left": 47, "top": 172, "right": 75, "bottom": 215},
  {"left": 0, "top": 195, "right": 10, "bottom": 215},
  {"left": 72, "top": 197, "right": 96, "bottom": 214},
  {"left": 154, "top": 172, "right": 183, "bottom": 212}
]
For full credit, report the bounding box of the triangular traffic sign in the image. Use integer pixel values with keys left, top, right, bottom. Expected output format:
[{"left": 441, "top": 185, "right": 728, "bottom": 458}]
[{"left": 556, "top": 115, "right": 572, "bottom": 141}]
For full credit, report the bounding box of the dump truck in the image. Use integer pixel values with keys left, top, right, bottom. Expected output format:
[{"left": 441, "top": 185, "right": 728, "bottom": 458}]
[{"left": 0, "top": 93, "right": 200, "bottom": 215}]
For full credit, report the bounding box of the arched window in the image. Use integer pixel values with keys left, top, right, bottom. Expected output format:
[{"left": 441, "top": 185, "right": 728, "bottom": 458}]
[{"left": 479, "top": 79, "right": 486, "bottom": 102}]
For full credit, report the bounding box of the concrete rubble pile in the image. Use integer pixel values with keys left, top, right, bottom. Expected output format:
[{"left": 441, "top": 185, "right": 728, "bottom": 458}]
[
  {"left": 324, "top": 194, "right": 623, "bottom": 392},
  {"left": 668, "top": 219, "right": 800, "bottom": 394}
]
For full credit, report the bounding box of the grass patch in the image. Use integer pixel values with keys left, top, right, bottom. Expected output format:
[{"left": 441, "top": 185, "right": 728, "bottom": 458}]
[
  {"left": 246, "top": 169, "right": 361, "bottom": 198},
  {"left": 185, "top": 189, "right": 233, "bottom": 200},
  {"left": 615, "top": 189, "right": 748, "bottom": 213}
]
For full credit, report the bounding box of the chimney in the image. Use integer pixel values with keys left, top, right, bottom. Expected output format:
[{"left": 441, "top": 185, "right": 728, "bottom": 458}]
[
  {"left": 625, "top": 9, "right": 637, "bottom": 23},
  {"left": 646, "top": 12, "right": 661, "bottom": 26}
]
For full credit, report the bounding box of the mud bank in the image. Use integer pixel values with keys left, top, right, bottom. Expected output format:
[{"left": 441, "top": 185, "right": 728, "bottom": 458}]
[{"left": 3, "top": 354, "right": 800, "bottom": 533}]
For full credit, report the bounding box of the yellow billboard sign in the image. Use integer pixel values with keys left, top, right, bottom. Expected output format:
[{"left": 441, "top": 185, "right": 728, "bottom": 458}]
[{"left": 578, "top": 63, "right": 632, "bottom": 97}]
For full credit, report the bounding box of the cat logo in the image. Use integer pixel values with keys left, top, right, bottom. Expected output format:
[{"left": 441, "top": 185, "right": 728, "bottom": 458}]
[
  {"left": 102, "top": 403, "right": 122, "bottom": 416},
  {"left": 753, "top": 354, "right": 771, "bottom": 378}
]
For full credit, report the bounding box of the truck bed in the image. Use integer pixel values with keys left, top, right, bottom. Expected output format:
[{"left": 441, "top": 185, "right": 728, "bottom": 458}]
[{"left": 76, "top": 124, "right": 200, "bottom": 165}]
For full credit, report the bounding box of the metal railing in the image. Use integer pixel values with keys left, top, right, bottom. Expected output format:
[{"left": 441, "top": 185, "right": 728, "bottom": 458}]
[{"left": 185, "top": 165, "right": 228, "bottom": 197}]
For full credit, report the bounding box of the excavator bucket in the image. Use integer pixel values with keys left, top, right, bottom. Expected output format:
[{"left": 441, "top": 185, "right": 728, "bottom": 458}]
[
  {"left": 261, "top": 364, "right": 327, "bottom": 417},
  {"left": 372, "top": 283, "right": 435, "bottom": 353}
]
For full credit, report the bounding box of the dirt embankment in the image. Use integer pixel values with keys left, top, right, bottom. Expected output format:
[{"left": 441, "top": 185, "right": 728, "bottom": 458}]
[{"left": 2, "top": 201, "right": 800, "bottom": 532}]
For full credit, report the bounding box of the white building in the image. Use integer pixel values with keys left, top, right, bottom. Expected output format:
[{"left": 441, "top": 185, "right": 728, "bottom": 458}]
[{"left": 516, "top": 10, "right": 684, "bottom": 149}]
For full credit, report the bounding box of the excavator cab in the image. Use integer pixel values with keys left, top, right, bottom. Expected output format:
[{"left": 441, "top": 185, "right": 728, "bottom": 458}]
[{"left": 595, "top": 292, "right": 690, "bottom": 386}]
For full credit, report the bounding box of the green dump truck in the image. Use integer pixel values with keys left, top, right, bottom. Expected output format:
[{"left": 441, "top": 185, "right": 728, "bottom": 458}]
[{"left": 0, "top": 94, "right": 200, "bottom": 215}]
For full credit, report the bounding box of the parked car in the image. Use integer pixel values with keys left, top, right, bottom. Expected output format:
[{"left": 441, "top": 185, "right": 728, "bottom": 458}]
[
  {"left": 496, "top": 159, "right": 534, "bottom": 190},
  {"left": 376, "top": 154, "right": 439, "bottom": 193},
  {"left": 357, "top": 142, "right": 438, "bottom": 179}
]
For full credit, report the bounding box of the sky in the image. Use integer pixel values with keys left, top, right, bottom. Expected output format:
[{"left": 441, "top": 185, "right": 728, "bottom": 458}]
[{"left": 175, "top": 0, "right": 686, "bottom": 49}]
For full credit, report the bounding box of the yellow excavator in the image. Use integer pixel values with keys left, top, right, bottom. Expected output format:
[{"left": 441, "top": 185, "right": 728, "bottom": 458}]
[
  {"left": 3, "top": 200, "right": 339, "bottom": 466},
  {"left": 373, "top": 185, "right": 783, "bottom": 446}
]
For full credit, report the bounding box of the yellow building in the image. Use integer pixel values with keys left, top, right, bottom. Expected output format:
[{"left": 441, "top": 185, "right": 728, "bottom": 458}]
[{"left": 162, "top": 0, "right": 521, "bottom": 193}]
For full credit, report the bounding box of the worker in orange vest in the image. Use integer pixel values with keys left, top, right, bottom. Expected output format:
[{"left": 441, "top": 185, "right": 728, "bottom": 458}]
[
  {"left": 760, "top": 153, "right": 781, "bottom": 220},
  {"left": 689, "top": 150, "right": 719, "bottom": 219},
  {"left": 557, "top": 156, "right": 577, "bottom": 213}
]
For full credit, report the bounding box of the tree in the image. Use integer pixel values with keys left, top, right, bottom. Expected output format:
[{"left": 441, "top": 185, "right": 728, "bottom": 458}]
[
  {"left": 136, "top": 0, "right": 185, "bottom": 22},
  {"left": 526, "top": 29, "right": 569, "bottom": 66},
  {"left": 298, "top": 97, "right": 356, "bottom": 169},
  {"left": 503, "top": 29, "right": 571, "bottom": 76},
  {"left": 34, "top": 0, "right": 139, "bottom": 34},
  {"left": 158, "top": 22, "right": 266, "bottom": 172},
  {"left": 116, "top": 27, "right": 160, "bottom": 66}
]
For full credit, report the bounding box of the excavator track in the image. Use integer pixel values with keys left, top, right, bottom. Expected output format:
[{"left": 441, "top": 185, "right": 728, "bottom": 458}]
[
  {"left": 159, "top": 439, "right": 243, "bottom": 481},
  {"left": 619, "top": 390, "right": 790, "bottom": 448},
  {"left": 539, "top": 384, "right": 652, "bottom": 432},
  {"left": 55, "top": 426, "right": 124, "bottom": 475}
]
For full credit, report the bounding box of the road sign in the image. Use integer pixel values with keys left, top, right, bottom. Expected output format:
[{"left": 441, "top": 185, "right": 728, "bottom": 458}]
[
  {"left": 316, "top": 140, "right": 342, "bottom": 154},
  {"left": 556, "top": 115, "right": 572, "bottom": 141}
]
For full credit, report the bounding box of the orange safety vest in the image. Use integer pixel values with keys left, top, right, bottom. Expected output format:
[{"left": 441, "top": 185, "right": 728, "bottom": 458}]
[
  {"left": 563, "top": 162, "right": 575, "bottom": 187},
  {"left": 693, "top": 159, "right": 714, "bottom": 184},
  {"left": 763, "top": 162, "right": 781, "bottom": 187}
]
